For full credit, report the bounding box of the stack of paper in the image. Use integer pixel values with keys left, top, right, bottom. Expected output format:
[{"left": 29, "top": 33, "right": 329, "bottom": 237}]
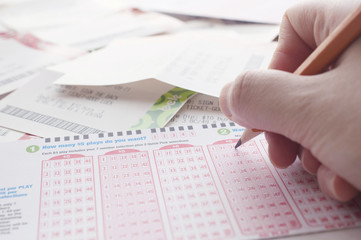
[
  {"left": 0, "top": 31, "right": 275, "bottom": 137},
  {"left": 0, "top": 1, "right": 360, "bottom": 240},
  {"left": 0, "top": 71, "right": 177, "bottom": 136}
]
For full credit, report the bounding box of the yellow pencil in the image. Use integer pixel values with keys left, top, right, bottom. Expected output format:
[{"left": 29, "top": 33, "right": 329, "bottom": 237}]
[{"left": 235, "top": 3, "right": 361, "bottom": 149}]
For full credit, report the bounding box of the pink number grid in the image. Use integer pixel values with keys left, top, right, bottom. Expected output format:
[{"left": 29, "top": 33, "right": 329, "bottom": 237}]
[
  {"left": 208, "top": 139, "right": 301, "bottom": 238},
  {"left": 98, "top": 149, "right": 165, "bottom": 240},
  {"left": 38, "top": 155, "right": 98, "bottom": 240},
  {"left": 277, "top": 162, "right": 361, "bottom": 228},
  {"left": 154, "top": 144, "right": 234, "bottom": 240},
  {"left": 260, "top": 139, "right": 361, "bottom": 229}
]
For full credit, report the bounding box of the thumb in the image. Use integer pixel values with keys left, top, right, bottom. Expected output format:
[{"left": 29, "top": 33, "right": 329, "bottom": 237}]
[{"left": 220, "top": 69, "right": 320, "bottom": 143}]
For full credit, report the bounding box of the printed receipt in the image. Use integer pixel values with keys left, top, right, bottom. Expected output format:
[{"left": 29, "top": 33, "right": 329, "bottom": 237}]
[
  {"left": 167, "top": 93, "right": 231, "bottom": 126},
  {"left": 0, "top": 70, "right": 174, "bottom": 137},
  {"left": 0, "top": 123, "right": 360, "bottom": 240}
]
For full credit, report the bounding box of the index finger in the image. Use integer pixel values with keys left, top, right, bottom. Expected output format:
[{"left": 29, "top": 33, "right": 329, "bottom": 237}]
[{"left": 269, "top": 0, "right": 355, "bottom": 72}]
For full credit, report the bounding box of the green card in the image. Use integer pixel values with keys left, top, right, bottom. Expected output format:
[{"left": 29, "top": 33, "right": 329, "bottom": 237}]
[{"left": 130, "top": 87, "right": 196, "bottom": 129}]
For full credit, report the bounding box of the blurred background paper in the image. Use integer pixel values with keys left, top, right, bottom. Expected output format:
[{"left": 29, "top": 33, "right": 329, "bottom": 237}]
[
  {"left": 0, "top": 0, "right": 33, "bottom": 5},
  {"left": 0, "top": 24, "right": 7, "bottom": 32},
  {"left": 31, "top": 11, "right": 183, "bottom": 51},
  {"left": 51, "top": 30, "right": 276, "bottom": 97},
  {"left": 0, "top": 0, "right": 127, "bottom": 31},
  {"left": 172, "top": 21, "right": 279, "bottom": 43},
  {"left": 0, "top": 38, "right": 68, "bottom": 95},
  {"left": 125, "top": 0, "right": 305, "bottom": 24}
]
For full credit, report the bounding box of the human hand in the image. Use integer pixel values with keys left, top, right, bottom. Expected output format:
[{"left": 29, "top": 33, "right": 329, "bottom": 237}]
[{"left": 220, "top": 0, "right": 361, "bottom": 201}]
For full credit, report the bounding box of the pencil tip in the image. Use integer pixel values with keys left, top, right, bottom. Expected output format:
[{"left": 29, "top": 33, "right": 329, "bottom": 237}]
[{"left": 234, "top": 138, "right": 242, "bottom": 149}]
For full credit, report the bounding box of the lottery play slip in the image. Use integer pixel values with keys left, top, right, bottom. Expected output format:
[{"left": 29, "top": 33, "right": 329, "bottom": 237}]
[{"left": 1, "top": 123, "right": 360, "bottom": 240}]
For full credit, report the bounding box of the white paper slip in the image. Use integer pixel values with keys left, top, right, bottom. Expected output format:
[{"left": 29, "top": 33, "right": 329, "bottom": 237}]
[
  {"left": 0, "top": 0, "right": 34, "bottom": 5},
  {"left": 0, "top": 0, "right": 127, "bottom": 31},
  {"left": 174, "top": 21, "right": 279, "bottom": 44},
  {"left": 0, "top": 70, "right": 175, "bottom": 137},
  {"left": 0, "top": 24, "right": 8, "bottom": 32},
  {"left": 0, "top": 126, "right": 24, "bottom": 143},
  {"left": 0, "top": 123, "right": 360, "bottom": 240},
  {"left": 52, "top": 30, "right": 276, "bottom": 97},
  {"left": 126, "top": 0, "right": 305, "bottom": 24},
  {"left": 0, "top": 37, "right": 69, "bottom": 95},
  {"left": 31, "top": 11, "right": 183, "bottom": 51},
  {"left": 0, "top": 126, "right": 39, "bottom": 142}
]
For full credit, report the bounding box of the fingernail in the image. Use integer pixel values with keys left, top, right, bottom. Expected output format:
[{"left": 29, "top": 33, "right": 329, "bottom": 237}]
[
  {"left": 316, "top": 166, "right": 357, "bottom": 202},
  {"left": 333, "top": 176, "right": 358, "bottom": 202},
  {"left": 219, "top": 82, "right": 233, "bottom": 119},
  {"left": 300, "top": 150, "right": 320, "bottom": 176},
  {"left": 317, "top": 166, "right": 337, "bottom": 199},
  {"left": 269, "top": 156, "right": 288, "bottom": 169},
  {"left": 302, "top": 161, "right": 318, "bottom": 176},
  {"left": 267, "top": 144, "right": 288, "bottom": 169}
]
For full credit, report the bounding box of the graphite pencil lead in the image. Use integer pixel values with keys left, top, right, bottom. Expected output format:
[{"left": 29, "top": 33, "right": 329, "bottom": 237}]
[{"left": 234, "top": 138, "right": 242, "bottom": 149}]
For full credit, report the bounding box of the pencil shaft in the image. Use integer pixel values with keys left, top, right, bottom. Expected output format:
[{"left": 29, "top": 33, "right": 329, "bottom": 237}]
[
  {"left": 239, "top": 128, "right": 262, "bottom": 147},
  {"left": 295, "top": 3, "right": 361, "bottom": 75}
]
